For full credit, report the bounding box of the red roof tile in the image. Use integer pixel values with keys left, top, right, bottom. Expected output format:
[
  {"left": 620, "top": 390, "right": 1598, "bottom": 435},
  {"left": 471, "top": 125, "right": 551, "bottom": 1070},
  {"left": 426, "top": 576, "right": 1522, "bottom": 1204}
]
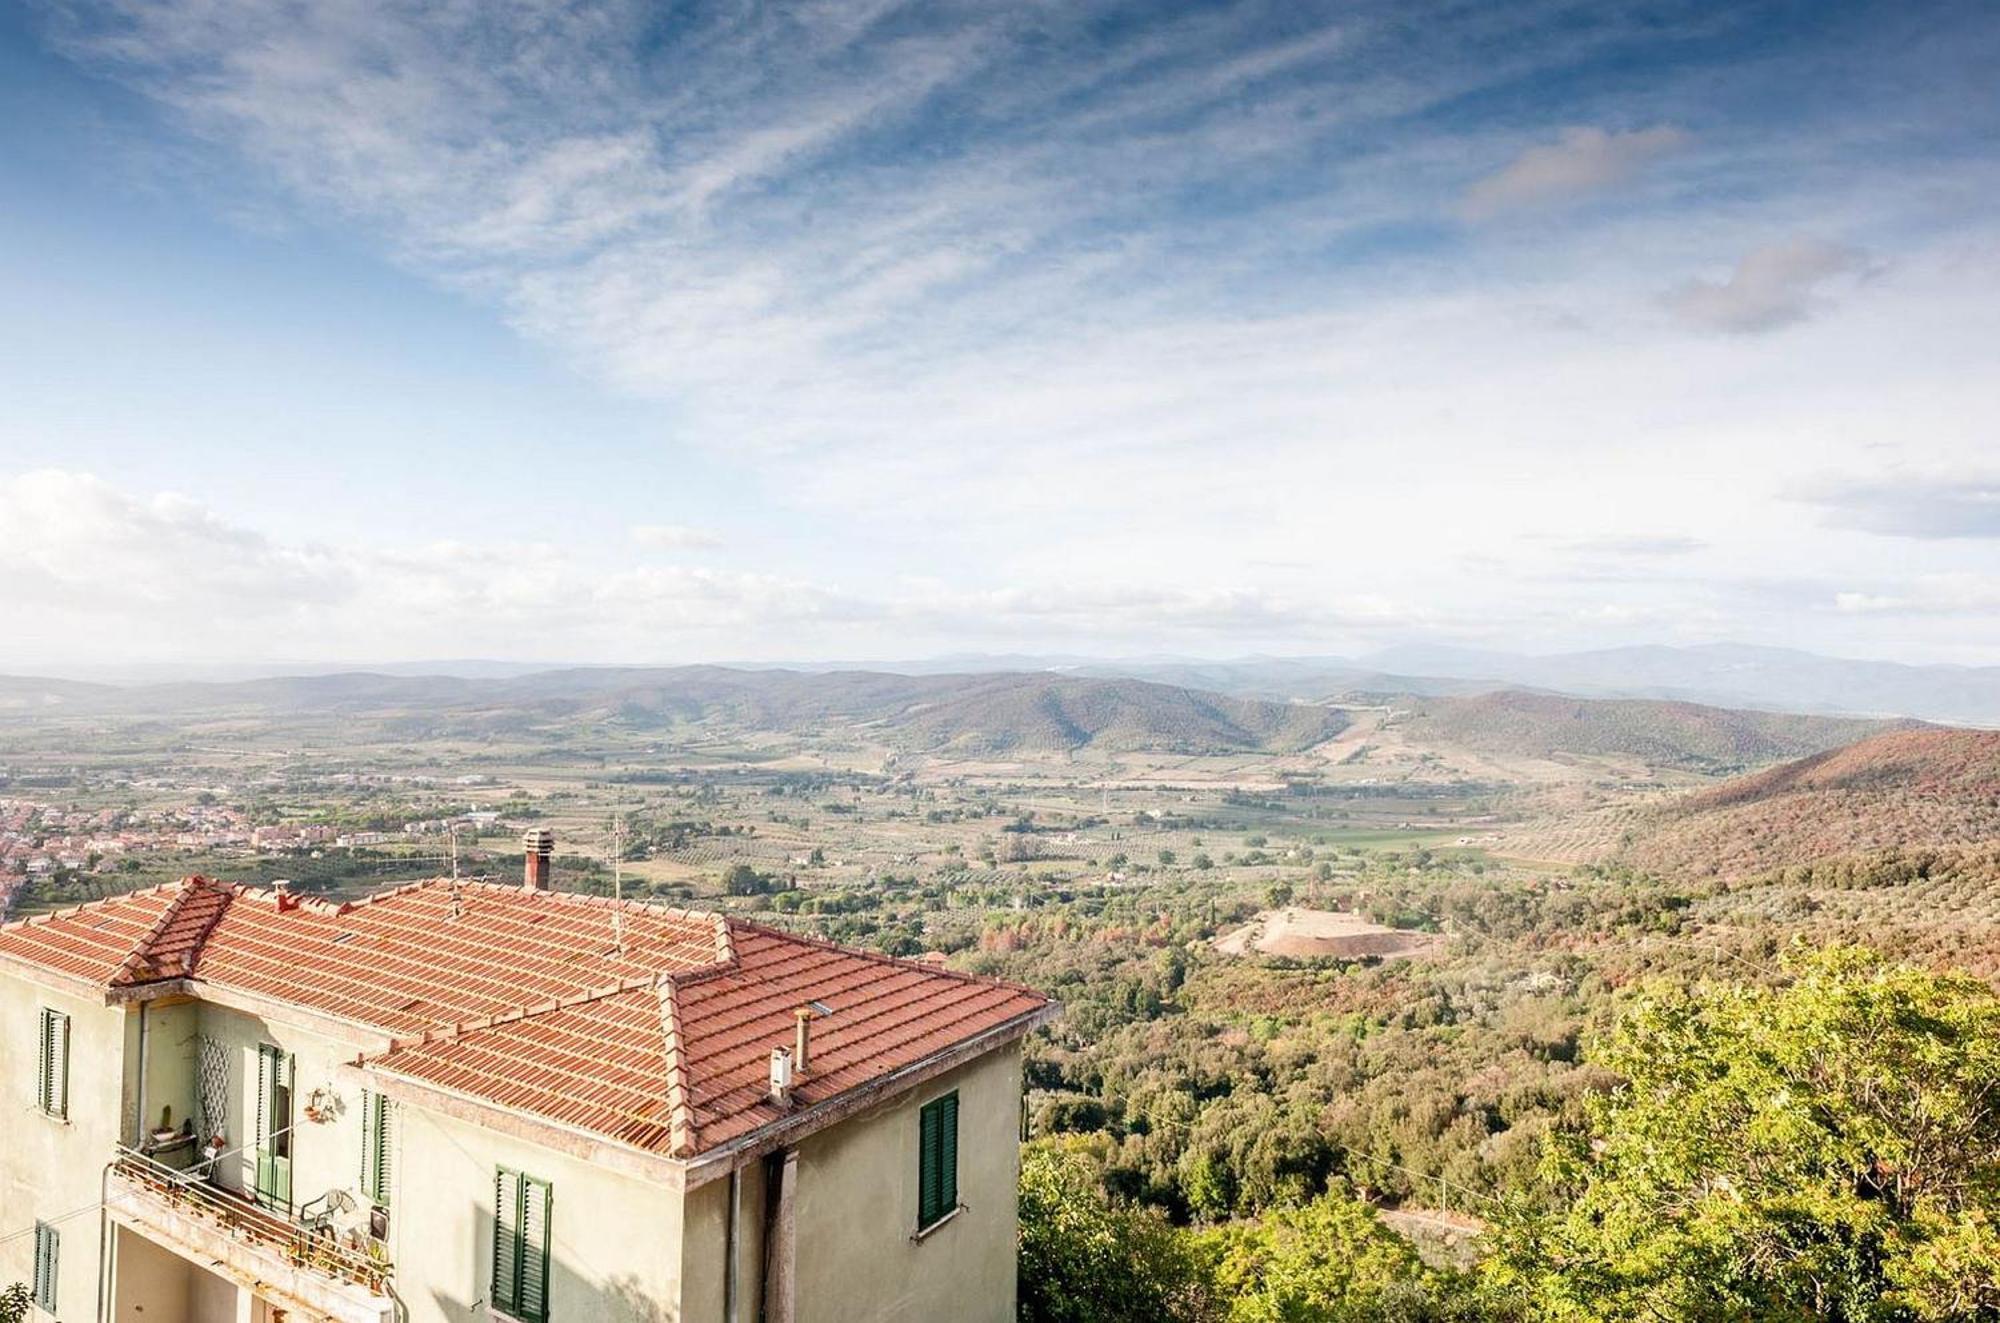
[{"left": 0, "top": 877, "right": 1052, "bottom": 1162}]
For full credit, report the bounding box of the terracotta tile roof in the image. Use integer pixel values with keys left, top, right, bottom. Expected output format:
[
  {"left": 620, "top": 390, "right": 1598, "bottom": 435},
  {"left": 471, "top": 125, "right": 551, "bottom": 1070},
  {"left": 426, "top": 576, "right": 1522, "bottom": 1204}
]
[
  {"left": 0, "top": 876, "right": 1052, "bottom": 1162},
  {"left": 377, "top": 919, "right": 1049, "bottom": 1158},
  {"left": 0, "top": 884, "right": 183, "bottom": 985}
]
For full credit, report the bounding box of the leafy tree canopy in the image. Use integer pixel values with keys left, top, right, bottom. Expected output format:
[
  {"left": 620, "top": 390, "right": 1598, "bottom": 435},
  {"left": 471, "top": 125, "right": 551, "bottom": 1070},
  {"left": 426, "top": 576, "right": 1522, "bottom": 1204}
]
[{"left": 1488, "top": 947, "right": 2000, "bottom": 1322}]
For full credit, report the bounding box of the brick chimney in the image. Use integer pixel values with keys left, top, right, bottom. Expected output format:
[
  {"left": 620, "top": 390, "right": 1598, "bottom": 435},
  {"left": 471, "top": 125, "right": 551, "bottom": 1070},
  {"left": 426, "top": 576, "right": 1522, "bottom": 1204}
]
[{"left": 522, "top": 828, "right": 555, "bottom": 892}]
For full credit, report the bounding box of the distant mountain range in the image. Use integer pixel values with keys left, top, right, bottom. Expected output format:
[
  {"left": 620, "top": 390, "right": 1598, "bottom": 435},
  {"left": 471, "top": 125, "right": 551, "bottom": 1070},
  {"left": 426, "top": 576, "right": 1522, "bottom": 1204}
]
[
  {"left": 16, "top": 642, "right": 1998, "bottom": 724},
  {"left": 1065, "top": 644, "right": 2000, "bottom": 725},
  {"left": 0, "top": 666, "right": 1347, "bottom": 757}
]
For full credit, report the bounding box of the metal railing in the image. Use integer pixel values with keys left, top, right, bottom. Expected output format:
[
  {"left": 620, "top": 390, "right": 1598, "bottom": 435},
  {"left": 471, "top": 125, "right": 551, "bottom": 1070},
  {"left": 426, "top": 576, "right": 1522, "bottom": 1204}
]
[{"left": 111, "top": 1147, "right": 392, "bottom": 1293}]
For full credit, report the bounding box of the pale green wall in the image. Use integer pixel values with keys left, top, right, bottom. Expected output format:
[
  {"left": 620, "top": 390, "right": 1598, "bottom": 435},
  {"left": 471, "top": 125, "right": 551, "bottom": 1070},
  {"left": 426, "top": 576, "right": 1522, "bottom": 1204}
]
[
  {"left": 183, "top": 1002, "right": 375, "bottom": 1216},
  {"left": 388, "top": 1100, "right": 688, "bottom": 1323},
  {"left": 0, "top": 968, "right": 132, "bottom": 1323},
  {"left": 2, "top": 964, "right": 1028, "bottom": 1323},
  {"left": 786, "top": 1046, "right": 1023, "bottom": 1323},
  {"left": 137, "top": 999, "right": 200, "bottom": 1142}
]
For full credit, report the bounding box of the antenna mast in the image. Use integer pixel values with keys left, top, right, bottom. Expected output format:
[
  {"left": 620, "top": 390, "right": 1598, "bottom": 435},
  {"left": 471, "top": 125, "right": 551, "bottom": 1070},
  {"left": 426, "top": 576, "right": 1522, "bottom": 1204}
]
[
  {"left": 612, "top": 813, "right": 627, "bottom": 956},
  {"left": 447, "top": 822, "right": 465, "bottom": 920}
]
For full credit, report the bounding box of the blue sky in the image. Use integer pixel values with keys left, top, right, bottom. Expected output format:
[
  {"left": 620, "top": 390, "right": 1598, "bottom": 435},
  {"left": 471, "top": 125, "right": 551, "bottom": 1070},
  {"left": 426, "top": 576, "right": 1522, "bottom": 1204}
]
[{"left": 2, "top": 0, "right": 1998, "bottom": 668}]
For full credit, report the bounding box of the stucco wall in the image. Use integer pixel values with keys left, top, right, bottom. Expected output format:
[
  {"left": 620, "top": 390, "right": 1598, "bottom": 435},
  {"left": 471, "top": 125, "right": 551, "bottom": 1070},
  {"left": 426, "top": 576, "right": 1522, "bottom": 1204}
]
[
  {"left": 0, "top": 966, "right": 133, "bottom": 1323},
  {"left": 387, "top": 1097, "right": 688, "bottom": 1323},
  {"left": 785, "top": 1045, "right": 1024, "bottom": 1323},
  {"left": 4, "top": 963, "right": 1027, "bottom": 1323},
  {"left": 110, "top": 1224, "right": 192, "bottom": 1323},
  {"left": 181, "top": 1001, "right": 376, "bottom": 1221}
]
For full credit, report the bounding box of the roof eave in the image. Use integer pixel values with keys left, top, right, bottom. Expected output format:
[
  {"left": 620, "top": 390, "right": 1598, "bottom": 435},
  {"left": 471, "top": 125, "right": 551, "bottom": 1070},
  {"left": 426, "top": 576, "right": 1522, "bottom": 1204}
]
[{"left": 678, "top": 997, "right": 1061, "bottom": 1190}]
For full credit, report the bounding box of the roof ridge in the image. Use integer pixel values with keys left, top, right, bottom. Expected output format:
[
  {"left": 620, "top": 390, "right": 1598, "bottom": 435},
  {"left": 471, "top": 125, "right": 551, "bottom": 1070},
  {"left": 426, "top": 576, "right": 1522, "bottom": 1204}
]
[
  {"left": 110, "top": 876, "right": 236, "bottom": 985},
  {"left": 0, "top": 878, "right": 186, "bottom": 931},
  {"left": 725, "top": 917, "right": 1047, "bottom": 1000},
  {"left": 657, "top": 974, "right": 697, "bottom": 1158}
]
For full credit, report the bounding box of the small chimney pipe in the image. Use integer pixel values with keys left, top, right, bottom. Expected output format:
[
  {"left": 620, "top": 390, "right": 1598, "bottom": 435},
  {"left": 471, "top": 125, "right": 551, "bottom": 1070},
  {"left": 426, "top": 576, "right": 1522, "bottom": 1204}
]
[
  {"left": 523, "top": 828, "right": 555, "bottom": 892},
  {"left": 769, "top": 1047, "right": 794, "bottom": 1105},
  {"left": 793, "top": 1007, "right": 813, "bottom": 1074}
]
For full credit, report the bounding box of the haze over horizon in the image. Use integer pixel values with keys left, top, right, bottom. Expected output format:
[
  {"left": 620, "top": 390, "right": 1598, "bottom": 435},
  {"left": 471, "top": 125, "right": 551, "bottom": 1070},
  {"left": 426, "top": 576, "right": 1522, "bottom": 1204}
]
[{"left": 4, "top": 1, "right": 1998, "bottom": 668}]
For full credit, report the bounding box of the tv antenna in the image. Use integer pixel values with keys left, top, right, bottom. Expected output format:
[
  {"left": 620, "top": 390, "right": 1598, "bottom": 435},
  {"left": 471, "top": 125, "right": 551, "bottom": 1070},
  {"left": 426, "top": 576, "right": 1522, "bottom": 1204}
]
[
  {"left": 611, "top": 813, "right": 628, "bottom": 957},
  {"left": 447, "top": 822, "right": 465, "bottom": 920}
]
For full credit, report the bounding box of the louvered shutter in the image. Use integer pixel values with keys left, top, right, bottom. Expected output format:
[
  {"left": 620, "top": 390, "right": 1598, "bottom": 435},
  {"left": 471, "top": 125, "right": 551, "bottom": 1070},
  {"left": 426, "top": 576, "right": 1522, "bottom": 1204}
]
[
  {"left": 37, "top": 1008, "right": 69, "bottom": 1117},
  {"left": 54, "top": 1011, "right": 70, "bottom": 1117},
  {"left": 492, "top": 1168, "right": 522, "bottom": 1315},
  {"left": 938, "top": 1092, "right": 959, "bottom": 1213},
  {"left": 918, "top": 1097, "right": 939, "bottom": 1226},
  {"left": 255, "top": 1046, "right": 269, "bottom": 1145},
  {"left": 33, "top": 1222, "right": 58, "bottom": 1312},
  {"left": 361, "top": 1091, "right": 393, "bottom": 1205},
  {"left": 377, "top": 1095, "right": 394, "bottom": 1205},
  {"left": 520, "top": 1176, "right": 552, "bottom": 1322},
  {"left": 35, "top": 1009, "right": 51, "bottom": 1113}
]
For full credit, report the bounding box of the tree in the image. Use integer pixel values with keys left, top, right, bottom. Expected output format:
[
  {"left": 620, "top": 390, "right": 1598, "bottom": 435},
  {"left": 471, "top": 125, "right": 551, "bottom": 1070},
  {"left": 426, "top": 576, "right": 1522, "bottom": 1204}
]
[
  {"left": 1487, "top": 947, "right": 2000, "bottom": 1322},
  {"left": 1019, "top": 1144, "right": 1205, "bottom": 1323},
  {"left": 720, "top": 863, "right": 770, "bottom": 895},
  {"left": 0, "top": 1283, "right": 28, "bottom": 1323},
  {"left": 1197, "top": 1186, "right": 1480, "bottom": 1322}
]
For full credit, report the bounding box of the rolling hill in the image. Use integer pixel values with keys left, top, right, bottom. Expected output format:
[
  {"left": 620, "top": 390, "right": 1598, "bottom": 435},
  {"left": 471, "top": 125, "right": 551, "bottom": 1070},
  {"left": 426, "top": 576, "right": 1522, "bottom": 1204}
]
[
  {"left": 1612, "top": 727, "right": 2000, "bottom": 879},
  {"left": 0, "top": 666, "right": 1347, "bottom": 757},
  {"left": 1392, "top": 690, "right": 1916, "bottom": 774}
]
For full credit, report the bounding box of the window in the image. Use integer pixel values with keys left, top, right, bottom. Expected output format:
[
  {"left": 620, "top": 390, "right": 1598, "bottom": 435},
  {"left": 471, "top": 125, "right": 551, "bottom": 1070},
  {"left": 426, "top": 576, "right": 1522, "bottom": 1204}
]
[
  {"left": 32, "top": 1221, "right": 58, "bottom": 1314},
  {"left": 36, "top": 1008, "right": 69, "bottom": 1119},
  {"left": 917, "top": 1091, "right": 959, "bottom": 1231},
  {"left": 492, "top": 1168, "right": 551, "bottom": 1323},
  {"left": 254, "top": 1044, "right": 294, "bottom": 1210},
  {"left": 360, "top": 1090, "right": 394, "bottom": 1207}
]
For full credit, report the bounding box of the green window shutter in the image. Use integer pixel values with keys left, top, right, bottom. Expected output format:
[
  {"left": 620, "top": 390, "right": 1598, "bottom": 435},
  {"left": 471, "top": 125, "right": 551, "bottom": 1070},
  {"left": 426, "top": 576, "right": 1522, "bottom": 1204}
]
[
  {"left": 33, "top": 1221, "right": 58, "bottom": 1312},
  {"left": 520, "top": 1176, "right": 552, "bottom": 1323},
  {"left": 492, "top": 1168, "right": 522, "bottom": 1315},
  {"left": 938, "top": 1092, "right": 959, "bottom": 1212},
  {"left": 255, "top": 1045, "right": 270, "bottom": 1146},
  {"left": 918, "top": 1091, "right": 959, "bottom": 1229},
  {"left": 35, "top": 1009, "right": 51, "bottom": 1114},
  {"left": 37, "top": 1008, "right": 69, "bottom": 1118},
  {"left": 361, "top": 1092, "right": 394, "bottom": 1206},
  {"left": 918, "top": 1098, "right": 941, "bottom": 1226}
]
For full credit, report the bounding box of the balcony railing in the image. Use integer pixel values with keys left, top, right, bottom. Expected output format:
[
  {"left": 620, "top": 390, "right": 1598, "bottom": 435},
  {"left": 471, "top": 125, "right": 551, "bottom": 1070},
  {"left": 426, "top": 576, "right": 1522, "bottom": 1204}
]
[{"left": 110, "top": 1147, "right": 392, "bottom": 1294}]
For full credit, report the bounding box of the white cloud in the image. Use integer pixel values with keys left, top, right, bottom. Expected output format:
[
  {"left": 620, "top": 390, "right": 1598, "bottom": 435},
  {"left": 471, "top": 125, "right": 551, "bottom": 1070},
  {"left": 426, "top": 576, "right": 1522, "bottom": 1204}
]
[
  {"left": 1797, "top": 472, "right": 2000, "bottom": 539},
  {"left": 631, "top": 523, "right": 725, "bottom": 551},
  {"left": 0, "top": 470, "right": 1392, "bottom": 663},
  {"left": 1833, "top": 575, "right": 2000, "bottom": 617},
  {"left": 1459, "top": 126, "right": 1687, "bottom": 221},
  {"left": 1562, "top": 535, "right": 1709, "bottom": 558},
  {"left": 1666, "top": 239, "right": 1869, "bottom": 334},
  {"left": 17, "top": 3, "right": 2000, "bottom": 665}
]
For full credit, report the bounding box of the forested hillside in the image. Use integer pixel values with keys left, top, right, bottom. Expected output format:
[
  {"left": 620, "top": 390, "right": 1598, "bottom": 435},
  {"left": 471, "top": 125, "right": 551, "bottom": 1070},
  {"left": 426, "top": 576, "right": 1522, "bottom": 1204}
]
[
  {"left": 1394, "top": 689, "right": 1912, "bottom": 773},
  {"left": 1613, "top": 727, "right": 2000, "bottom": 878}
]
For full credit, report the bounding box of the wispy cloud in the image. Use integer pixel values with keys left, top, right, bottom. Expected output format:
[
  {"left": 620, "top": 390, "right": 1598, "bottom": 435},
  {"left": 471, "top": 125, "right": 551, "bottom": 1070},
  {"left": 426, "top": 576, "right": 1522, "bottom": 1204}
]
[
  {"left": 1665, "top": 238, "right": 1870, "bottom": 333},
  {"left": 1563, "top": 535, "right": 1709, "bottom": 558},
  {"left": 14, "top": 1, "right": 2000, "bottom": 663},
  {"left": 0, "top": 470, "right": 1384, "bottom": 661},
  {"left": 1801, "top": 473, "right": 2000, "bottom": 539},
  {"left": 1459, "top": 125, "right": 1688, "bottom": 221},
  {"left": 631, "top": 523, "right": 725, "bottom": 552}
]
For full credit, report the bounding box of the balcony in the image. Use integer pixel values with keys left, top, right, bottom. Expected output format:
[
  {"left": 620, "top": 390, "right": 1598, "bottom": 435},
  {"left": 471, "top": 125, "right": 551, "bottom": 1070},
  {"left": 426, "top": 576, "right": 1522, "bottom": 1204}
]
[{"left": 108, "top": 1148, "right": 396, "bottom": 1323}]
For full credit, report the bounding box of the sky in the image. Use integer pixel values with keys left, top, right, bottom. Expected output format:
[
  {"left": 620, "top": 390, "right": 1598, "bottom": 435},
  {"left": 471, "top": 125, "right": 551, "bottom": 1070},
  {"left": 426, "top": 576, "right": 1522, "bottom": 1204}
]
[{"left": 2, "top": 0, "right": 1998, "bottom": 670}]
